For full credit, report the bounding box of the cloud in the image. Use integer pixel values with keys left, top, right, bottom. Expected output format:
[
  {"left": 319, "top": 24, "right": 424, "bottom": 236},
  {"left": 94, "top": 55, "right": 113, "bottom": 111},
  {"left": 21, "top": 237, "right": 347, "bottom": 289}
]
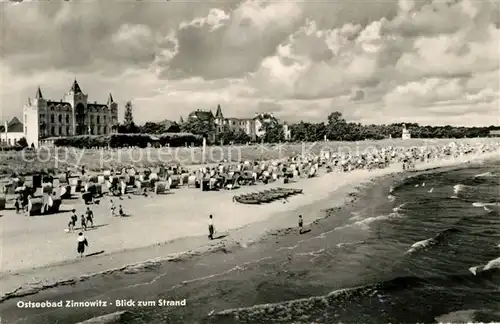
[
  {"left": 247, "top": 0, "right": 499, "bottom": 123},
  {"left": 163, "top": 0, "right": 303, "bottom": 79},
  {"left": 0, "top": 0, "right": 498, "bottom": 126}
]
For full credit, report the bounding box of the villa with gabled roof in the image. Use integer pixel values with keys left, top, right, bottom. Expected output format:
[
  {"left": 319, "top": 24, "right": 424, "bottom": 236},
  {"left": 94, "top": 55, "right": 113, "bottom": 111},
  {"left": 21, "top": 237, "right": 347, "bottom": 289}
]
[{"left": 185, "top": 104, "right": 291, "bottom": 141}]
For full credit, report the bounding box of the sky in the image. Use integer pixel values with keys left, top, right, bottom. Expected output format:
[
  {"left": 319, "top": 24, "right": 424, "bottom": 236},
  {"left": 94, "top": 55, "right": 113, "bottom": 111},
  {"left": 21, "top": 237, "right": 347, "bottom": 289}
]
[{"left": 0, "top": 0, "right": 499, "bottom": 126}]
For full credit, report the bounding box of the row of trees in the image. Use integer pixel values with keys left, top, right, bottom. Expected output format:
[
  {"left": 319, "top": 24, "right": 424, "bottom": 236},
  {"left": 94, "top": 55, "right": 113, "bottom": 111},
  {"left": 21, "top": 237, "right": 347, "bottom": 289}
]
[
  {"left": 117, "top": 103, "right": 499, "bottom": 144},
  {"left": 287, "top": 112, "right": 497, "bottom": 143}
]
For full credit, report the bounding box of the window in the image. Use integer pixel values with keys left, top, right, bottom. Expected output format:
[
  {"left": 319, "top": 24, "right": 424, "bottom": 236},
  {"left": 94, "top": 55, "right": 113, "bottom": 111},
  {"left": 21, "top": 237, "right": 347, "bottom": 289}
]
[
  {"left": 58, "top": 114, "right": 62, "bottom": 123},
  {"left": 66, "top": 115, "right": 70, "bottom": 123},
  {"left": 104, "top": 126, "right": 107, "bottom": 134},
  {"left": 50, "top": 114, "right": 55, "bottom": 123},
  {"left": 25, "top": 126, "right": 27, "bottom": 134},
  {"left": 66, "top": 126, "right": 70, "bottom": 135},
  {"left": 97, "top": 116, "right": 100, "bottom": 124},
  {"left": 24, "top": 114, "right": 27, "bottom": 124},
  {"left": 59, "top": 126, "right": 63, "bottom": 135},
  {"left": 104, "top": 116, "right": 107, "bottom": 123},
  {"left": 51, "top": 126, "right": 55, "bottom": 136},
  {"left": 90, "top": 115, "right": 94, "bottom": 123}
]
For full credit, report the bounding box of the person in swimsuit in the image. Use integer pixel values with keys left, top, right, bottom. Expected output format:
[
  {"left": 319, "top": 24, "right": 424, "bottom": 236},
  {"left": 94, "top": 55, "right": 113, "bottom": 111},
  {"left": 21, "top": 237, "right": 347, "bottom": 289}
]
[{"left": 298, "top": 215, "right": 303, "bottom": 234}]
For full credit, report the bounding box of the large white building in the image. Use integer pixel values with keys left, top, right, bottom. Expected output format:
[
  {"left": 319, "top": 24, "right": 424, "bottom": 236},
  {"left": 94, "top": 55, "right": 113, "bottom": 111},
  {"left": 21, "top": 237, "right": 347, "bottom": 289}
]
[
  {"left": 211, "top": 104, "right": 291, "bottom": 141},
  {"left": 402, "top": 124, "right": 411, "bottom": 140},
  {"left": 23, "top": 80, "right": 119, "bottom": 148}
]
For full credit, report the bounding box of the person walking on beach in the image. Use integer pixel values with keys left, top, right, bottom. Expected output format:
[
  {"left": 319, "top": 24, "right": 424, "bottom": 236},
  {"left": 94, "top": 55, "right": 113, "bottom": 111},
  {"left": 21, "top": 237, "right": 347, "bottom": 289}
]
[
  {"left": 85, "top": 207, "right": 94, "bottom": 228},
  {"left": 14, "top": 197, "right": 20, "bottom": 214},
  {"left": 68, "top": 209, "right": 78, "bottom": 231},
  {"left": 298, "top": 215, "right": 304, "bottom": 234},
  {"left": 77, "top": 232, "right": 88, "bottom": 258},
  {"left": 208, "top": 214, "right": 215, "bottom": 240},
  {"left": 80, "top": 214, "right": 87, "bottom": 231}
]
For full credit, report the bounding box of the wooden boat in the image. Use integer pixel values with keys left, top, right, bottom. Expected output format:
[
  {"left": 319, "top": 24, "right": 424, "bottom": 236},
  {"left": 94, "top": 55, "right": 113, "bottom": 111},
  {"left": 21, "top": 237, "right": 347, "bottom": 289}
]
[{"left": 233, "top": 187, "right": 303, "bottom": 204}]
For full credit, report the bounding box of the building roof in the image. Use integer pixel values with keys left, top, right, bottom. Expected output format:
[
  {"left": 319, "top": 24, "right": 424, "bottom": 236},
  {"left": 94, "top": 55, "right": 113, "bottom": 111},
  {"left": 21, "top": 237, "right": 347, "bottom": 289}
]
[
  {"left": 35, "top": 86, "right": 43, "bottom": 99},
  {"left": 0, "top": 117, "right": 24, "bottom": 133},
  {"left": 47, "top": 100, "right": 71, "bottom": 106},
  {"left": 159, "top": 119, "right": 179, "bottom": 130},
  {"left": 70, "top": 79, "right": 83, "bottom": 94},
  {"left": 215, "top": 104, "right": 223, "bottom": 119},
  {"left": 226, "top": 117, "right": 252, "bottom": 122},
  {"left": 188, "top": 110, "right": 214, "bottom": 121}
]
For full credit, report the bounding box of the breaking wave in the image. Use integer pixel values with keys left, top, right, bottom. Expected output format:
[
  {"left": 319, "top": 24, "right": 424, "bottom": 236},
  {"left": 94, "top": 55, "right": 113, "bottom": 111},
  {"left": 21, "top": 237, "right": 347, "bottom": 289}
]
[
  {"left": 405, "top": 228, "right": 460, "bottom": 254},
  {"left": 469, "top": 256, "right": 500, "bottom": 275},
  {"left": 451, "top": 184, "right": 465, "bottom": 198},
  {"left": 207, "top": 269, "right": 500, "bottom": 323},
  {"left": 474, "top": 172, "right": 494, "bottom": 178}
]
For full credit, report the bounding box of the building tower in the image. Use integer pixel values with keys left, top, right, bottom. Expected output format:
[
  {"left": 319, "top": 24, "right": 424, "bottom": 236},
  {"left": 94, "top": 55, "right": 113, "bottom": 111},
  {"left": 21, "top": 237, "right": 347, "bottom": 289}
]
[
  {"left": 63, "top": 79, "right": 88, "bottom": 135},
  {"left": 107, "top": 93, "right": 118, "bottom": 133},
  {"left": 23, "top": 86, "right": 47, "bottom": 148},
  {"left": 214, "top": 104, "right": 224, "bottom": 133}
]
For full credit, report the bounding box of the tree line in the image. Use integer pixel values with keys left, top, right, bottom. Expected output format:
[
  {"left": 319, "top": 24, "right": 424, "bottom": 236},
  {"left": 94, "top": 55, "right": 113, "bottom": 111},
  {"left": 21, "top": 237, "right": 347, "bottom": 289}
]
[{"left": 114, "top": 102, "right": 500, "bottom": 144}]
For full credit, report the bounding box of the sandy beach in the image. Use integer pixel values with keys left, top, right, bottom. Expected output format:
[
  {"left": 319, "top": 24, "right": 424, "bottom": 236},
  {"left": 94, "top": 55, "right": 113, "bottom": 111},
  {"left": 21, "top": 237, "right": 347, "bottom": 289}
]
[{"left": 1, "top": 147, "right": 498, "bottom": 301}]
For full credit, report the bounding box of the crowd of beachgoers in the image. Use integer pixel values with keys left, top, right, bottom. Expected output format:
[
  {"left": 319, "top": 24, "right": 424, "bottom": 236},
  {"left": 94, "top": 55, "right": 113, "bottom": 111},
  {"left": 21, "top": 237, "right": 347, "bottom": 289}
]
[
  {"left": 2, "top": 140, "right": 499, "bottom": 200},
  {"left": 185, "top": 140, "right": 500, "bottom": 191}
]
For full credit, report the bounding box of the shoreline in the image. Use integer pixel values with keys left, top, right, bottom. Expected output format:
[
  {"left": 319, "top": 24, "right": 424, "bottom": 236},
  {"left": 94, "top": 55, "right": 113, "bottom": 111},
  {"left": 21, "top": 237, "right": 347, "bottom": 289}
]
[{"left": 1, "top": 149, "right": 499, "bottom": 303}]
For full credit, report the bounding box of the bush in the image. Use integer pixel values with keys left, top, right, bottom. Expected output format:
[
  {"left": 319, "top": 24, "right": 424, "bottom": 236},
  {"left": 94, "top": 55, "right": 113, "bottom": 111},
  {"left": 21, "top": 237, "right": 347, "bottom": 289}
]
[
  {"left": 157, "top": 133, "right": 203, "bottom": 147},
  {"left": 53, "top": 133, "right": 203, "bottom": 148},
  {"left": 17, "top": 137, "right": 29, "bottom": 148}
]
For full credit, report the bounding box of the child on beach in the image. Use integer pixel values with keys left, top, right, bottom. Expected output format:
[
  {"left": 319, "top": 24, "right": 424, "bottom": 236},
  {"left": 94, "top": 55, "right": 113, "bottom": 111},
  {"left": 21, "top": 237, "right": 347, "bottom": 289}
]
[
  {"left": 81, "top": 214, "right": 87, "bottom": 231},
  {"left": 85, "top": 207, "right": 94, "bottom": 228},
  {"left": 118, "top": 205, "right": 125, "bottom": 217},
  {"left": 110, "top": 199, "right": 116, "bottom": 217},
  {"left": 298, "top": 215, "right": 303, "bottom": 234},
  {"left": 77, "top": 232, "right": 88, "bottom": 258},
  {"left": 208, "top": 214, "right": 215, "bottom": 240}
]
